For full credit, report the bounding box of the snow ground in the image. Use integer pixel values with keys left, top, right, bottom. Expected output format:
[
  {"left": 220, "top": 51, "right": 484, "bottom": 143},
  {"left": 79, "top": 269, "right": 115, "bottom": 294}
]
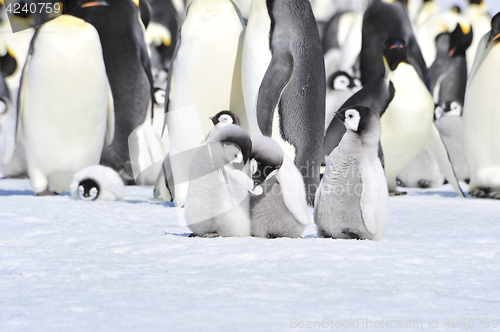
[{"left": 0, "top": 179, "right": 499, "bottom": 331}]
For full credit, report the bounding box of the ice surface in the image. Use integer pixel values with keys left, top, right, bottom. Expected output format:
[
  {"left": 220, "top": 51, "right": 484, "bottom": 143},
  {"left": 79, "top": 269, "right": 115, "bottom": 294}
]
[{"left": 0, "top": 179, "right": 499, "bottom": 331}]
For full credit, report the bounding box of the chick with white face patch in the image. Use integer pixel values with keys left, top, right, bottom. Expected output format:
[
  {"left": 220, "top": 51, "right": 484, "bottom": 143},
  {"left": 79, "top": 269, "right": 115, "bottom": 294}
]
[
  {"left": 250, "top": 136, "right": 311, "bottom": 239},
  {"left": 208, "top": 110, "right": 241, "bottom": 139},
  {"left": 325, "top": 71, "right": 362, "bottom": 132},
  {"left": 463, "top": 12, "right": 500, "bottom": 199},
  {"left": 315, "top": 106, "right": 388, "bottom": 241},
  {"left": 70, "top": 165, "right": 125, "bottom": 201},
  {"left": 184, "top": 125, "right": 256, "bottom": 237}
]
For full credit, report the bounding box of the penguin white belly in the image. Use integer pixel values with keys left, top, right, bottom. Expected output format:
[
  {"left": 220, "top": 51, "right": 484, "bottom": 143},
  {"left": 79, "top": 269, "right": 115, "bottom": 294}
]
[
  {"left": 381, "top": 64, "right": 434, "bottom": 189},
  {"left": 463, "top": 43, "right": 500, "bottom": 191},
  {"left": 241, "top": 0, "right": 272, "bottom": 137},
  {"left": 184, "top": 167, "right": 251, "bottom": 237},
  {"left": 168, "top": 0, "right": 245, "bottom": 206},
  {"left": 22, "top": 17, "right": 109, "bottom": 193}
]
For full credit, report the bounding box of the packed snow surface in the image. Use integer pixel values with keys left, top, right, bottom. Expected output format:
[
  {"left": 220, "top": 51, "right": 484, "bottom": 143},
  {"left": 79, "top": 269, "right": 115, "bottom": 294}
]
[{"left": 0, "top": 179, "right": 499, "bottom": 331}]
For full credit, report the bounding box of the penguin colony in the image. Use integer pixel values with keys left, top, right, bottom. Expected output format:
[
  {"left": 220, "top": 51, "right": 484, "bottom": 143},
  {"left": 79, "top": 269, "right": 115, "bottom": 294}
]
[{"left": 0, "top": 0, "right": 499, "bottom": 240}]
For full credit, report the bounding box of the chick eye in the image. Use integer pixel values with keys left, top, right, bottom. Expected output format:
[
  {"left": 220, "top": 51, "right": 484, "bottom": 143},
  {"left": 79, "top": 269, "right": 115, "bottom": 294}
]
[{"left": 349, "top": 114, "right": 354, "bottom": 118}]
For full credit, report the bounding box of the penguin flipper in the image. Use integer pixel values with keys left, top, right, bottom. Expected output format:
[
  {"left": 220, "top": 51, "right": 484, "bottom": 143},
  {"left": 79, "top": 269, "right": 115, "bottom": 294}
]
[
  {"left": 425, "top": 123, "right": 465, "bottom": 197},
  {"left": 256, "top": 51, "right": 294, "bottom": 136},
  {"left": 105, "top": 79, "right": 115, "bottom": 146},
  {"left": 153, "top": 155, "right": 173, "bottom": 201},
  {"left": 275, "top": 155, "right": 311, "bottom": 226},
  {"left": 16, "top": 52, "right": 32, "bottom": 144},
  {"left": 162, "top": 31, "right": 182, "bottom": 137}
]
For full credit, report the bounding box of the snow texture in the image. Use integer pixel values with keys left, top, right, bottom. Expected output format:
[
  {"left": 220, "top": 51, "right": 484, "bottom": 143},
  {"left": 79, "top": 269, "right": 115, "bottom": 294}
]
[{"left": 0, "top": 179, "right": 499, "bottom": 331}]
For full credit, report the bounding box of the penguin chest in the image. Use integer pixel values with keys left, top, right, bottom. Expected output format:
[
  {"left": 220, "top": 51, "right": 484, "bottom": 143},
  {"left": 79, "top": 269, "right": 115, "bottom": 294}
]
[
  {"left": 169, "top": 3, "right": 244, "bottom": 136},
  {"left": 381, "top": 64, "right": 434, "bottom": 178},
  {"left": 22, "top": 19, "right": 109, "bottom": 173}
]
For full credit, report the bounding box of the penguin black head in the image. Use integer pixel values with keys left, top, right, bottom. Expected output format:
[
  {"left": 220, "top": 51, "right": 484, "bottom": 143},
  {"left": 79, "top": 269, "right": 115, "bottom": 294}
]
[
  {"left": 78, "top": 179, "right": 100, "bottom": 201},
  {"left": 250, "top": 136, "right": 284, "bottom": 187},
  {"left": 327, "top": 71, "right": 361, "bottom": 91},
  {"left": 468, "top": 0, "right": 483, "bottom": 4},
  {"left": 451, "top": 6, "right": 461, "bottom": 13},
  {"left": 449, "top": 23, "right": 473, "bottom": 56},
  {"left": 383, "top": 37, "right": 409, "bottom": 71},
  {"left": 487, "top": 12, "right": 500, "bottom": 47},
  {"left": 209, "top": 110, "right": 241, "bottom": 127},
  {"left": 210, "top": 124, "right": 252, "bottom": 166},
  {"left": 335, "top": 105, "right": 381, "bottom": 145}
]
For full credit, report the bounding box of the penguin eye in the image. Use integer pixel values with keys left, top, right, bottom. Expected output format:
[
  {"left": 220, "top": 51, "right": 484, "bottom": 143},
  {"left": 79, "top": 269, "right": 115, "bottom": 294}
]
[{"left": 349, "top": 114, "right": 354, "bottom": 118}]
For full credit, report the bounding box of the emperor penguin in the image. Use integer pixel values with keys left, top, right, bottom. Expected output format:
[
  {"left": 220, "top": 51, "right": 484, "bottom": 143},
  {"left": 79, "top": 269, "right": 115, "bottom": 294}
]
[
  {"left": 18, "top": 14, "right": 114, "bottom": 195},
  {"left": 463, "top": 12, "right": 500, "bottom": 199},
  {"left": 70, "top": 0, "right": 155, "bottom": 184},
  {"left": 324, "top": 71, "right": 361, "bottom": 133},
  {"left": 315, "top": 105, "right": 388, "bottom": 241},
  {"left": 381, "top": 37, "right": 464, "bottom": 196},
  {"left": 323, "top": 76, "right": 395, "bottom": 163},
  {"left": 464, "top": 0, "right": 491, "bottom": 73},
  {"left": 360, "top": 0, "right": 427, "bottom": 86},
  {"left": 163, "top": 0, "right": 246, "bottom": 207},
  {"left": 184, "top": 125, "right": 255, "bottom": 237},
  {"left": 415, "top": 0, "right": 441, "bottom": 27},
  {"left": 254, "top": 0, "right": 326, "bottom": 206},
  {"left": 429, "top": 25, "right": 472, "bottom": 115},
  {"left": 208, "top": 110, "right": 241, "bottom": 139},
  {"left": 70, "top": 165, "right": 125, "bottom": 201},
  {"left": 249, "top": 136, "right": 311, "bottom": 239},
  {"left": 416, "top": 11, "right": 471, "bottom": 68},
  {"left": 146, "top": 0, "right": 178, "bottom": 70}
]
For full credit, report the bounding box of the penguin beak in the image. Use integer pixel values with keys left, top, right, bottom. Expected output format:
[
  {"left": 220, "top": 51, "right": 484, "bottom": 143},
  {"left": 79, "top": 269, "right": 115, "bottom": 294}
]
[
  {"left": 80, "top": 1, "right": 109, "bottom": 8},
  {"left": 487, "top": 32, "right": 500, "bottom": 47}
]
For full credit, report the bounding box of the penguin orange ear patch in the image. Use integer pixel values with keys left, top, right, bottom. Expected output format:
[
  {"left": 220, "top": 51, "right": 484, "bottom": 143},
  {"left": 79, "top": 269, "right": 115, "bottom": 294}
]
[{"left": 80, "top": 1, "right": 109, "bottom": 8}]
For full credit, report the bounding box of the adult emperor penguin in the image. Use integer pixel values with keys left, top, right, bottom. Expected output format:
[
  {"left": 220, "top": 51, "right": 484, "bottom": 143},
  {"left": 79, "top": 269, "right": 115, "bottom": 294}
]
[
  {"left": 250, "top": 136, "right": 311, "bottom": 238},
  {"left": 464, "top": 0, "right": 491, "bottom": 73},
  {"left": 463, "top": 13, "right": 500, "bottom": 199},
  {"left": 315, "top": 106, "right": 388, "bottom": 241},
  {"left": 381, "top": 37, "right": 463, "bottom": 196},
  {"left": 18, "top": 14, "right": 114, "bottom": 195},
  {"left": 70, "top": 0, "right": 154, "bottom": 184},
  {"left": 163, "top": 0, "right": 246, "bottom": 207},
  {"left": 254, "top": 0, "right": 326, "bottom": 206},
  {"left": 360, "top": 0, "right": 427, "bottom": 86},
  {"left": 184, "top": 125, "right": 255, "bottom": 237},
  {"left": 429, "top": 25, "right": 472, "bottom": 119}
]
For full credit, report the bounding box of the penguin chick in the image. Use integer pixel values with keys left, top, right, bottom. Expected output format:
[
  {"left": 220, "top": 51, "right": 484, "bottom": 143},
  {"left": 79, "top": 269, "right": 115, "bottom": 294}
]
[
  {"left": 70, "top": 165, "right": 125, "bottom": 201},
  {"left": 185, "top": 125, "right": 255, "bottom": 237},
  {"left": 250, "top": 136, "right": 311, "bottom": 239},
  {"left": 208, "top": 110, "right": 241, "bottom": 139},
  {"left": 315, "top": 105, "right": 388, "bottom": 241},
  {"left": 325, "top": 71, "right": 361, "bottom": 132}
]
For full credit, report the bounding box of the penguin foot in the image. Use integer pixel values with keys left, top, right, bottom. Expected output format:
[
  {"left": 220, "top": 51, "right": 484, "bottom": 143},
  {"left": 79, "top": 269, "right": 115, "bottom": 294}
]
[
  {"left": 487, "top": 192, "right": 500, "bottom": 200},
  {"left": 188, "top": 233, "right": 198, "bottom": 238},
  {"left": 266, "top": 233, "right": 279, "bottom": 239},
  {"left": 36, "top": 190, "right": 57, "bottom": 196},
  {"left": 396, "top": 178, "right": 406, "bottom": 187},
  {"left": 341, "top": 228, "right": 363, "bottom": 240},
  {"left": 389, "top": 190, "right": 407, "bottom": 196},
  {"left": 469, "top": 188, "right": 488, "bottom": 198},
  {"left": 418, "top": 180, "right": 431, "bottom": 188},
  {"left": 202, "top": 233, "right": 219, "bottom": 238}
]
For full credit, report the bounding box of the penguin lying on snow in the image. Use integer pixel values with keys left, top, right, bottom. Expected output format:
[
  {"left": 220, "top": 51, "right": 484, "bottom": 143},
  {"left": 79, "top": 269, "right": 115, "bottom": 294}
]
[
  {"left": 250, "top": 136, "right": 311, "bottom": 239},
  {"left": 315, "top": 106, "right": 388, "bottom": 241},
  {"left": 70, "top": 165, "right": 125, "bottom": 201}
]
